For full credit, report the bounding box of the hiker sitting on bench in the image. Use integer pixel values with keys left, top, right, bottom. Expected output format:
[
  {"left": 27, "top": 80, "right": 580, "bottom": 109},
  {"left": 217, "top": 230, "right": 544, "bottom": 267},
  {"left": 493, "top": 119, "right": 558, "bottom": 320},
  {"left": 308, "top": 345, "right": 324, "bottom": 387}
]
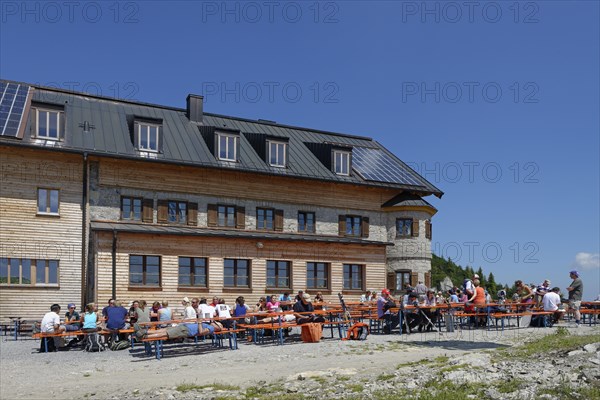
[
  {"left": 377, "top": 288, "right": 399, "bottom": 334},
  {"left": 40, "top": 304, "right": 67, "bottom": 349},
  {"left": 134, "top": 321, "right": 211, "bottom": 341},
  {"left": 293, "top": 293, "right": 325, "bottom": 324}
]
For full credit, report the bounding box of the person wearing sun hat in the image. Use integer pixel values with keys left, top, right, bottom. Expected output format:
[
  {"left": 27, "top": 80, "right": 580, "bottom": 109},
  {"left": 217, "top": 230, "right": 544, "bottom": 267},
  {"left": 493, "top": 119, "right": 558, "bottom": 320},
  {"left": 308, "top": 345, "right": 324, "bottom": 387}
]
[{"left": 566, "top": 270, "right": 583, "bottom": 327}]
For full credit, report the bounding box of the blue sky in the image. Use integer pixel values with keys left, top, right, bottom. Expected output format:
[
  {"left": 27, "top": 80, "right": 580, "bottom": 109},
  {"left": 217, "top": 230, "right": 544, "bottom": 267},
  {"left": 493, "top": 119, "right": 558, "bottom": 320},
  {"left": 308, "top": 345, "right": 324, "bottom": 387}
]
[{"left": 1, "top": 1, "right": 598, "bottom": 299}]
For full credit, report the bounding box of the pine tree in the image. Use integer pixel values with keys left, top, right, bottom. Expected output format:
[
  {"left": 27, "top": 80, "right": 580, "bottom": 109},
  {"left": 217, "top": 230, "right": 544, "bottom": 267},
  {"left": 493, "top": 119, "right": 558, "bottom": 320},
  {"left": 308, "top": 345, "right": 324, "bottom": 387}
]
[
  {"left": 487, "top": 272, "right": 498, "bottom": 296},
  {"left": 477, "top": 267, "right": 486, "bottom": 286}
]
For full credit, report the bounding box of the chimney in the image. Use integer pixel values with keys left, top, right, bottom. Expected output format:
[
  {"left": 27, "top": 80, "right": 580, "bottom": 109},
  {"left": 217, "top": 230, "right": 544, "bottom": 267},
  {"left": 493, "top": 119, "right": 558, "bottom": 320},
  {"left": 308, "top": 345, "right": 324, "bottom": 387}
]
[{"left": 186, "top": 94, "right": 203, "bottom": 123}]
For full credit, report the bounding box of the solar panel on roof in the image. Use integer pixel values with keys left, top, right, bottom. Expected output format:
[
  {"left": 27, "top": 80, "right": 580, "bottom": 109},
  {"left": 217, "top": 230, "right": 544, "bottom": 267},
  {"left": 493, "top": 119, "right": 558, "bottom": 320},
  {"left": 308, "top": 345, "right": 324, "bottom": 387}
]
[
  {"left": 0, "top": 82, "right": 30, "bottom": 137},
  {"left": 352, "top": 146, "right": 424, "bottom": 186}
]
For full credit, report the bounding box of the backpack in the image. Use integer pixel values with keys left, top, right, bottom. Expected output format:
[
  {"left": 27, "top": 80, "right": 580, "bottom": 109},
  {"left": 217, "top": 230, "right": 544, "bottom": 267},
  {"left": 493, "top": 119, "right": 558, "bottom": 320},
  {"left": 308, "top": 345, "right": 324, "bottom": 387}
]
[
  {"left": 109, "top": 338, "right": 130, "bottom": 351},
  {"left": 530, "top": 315, "right": 552, "bottom": 328},
  {"left": 84, "top": 333, "right": 106, "bottom": 352},
  {"left": 345, "top": 323, "right": 369, "bottom": 340}
]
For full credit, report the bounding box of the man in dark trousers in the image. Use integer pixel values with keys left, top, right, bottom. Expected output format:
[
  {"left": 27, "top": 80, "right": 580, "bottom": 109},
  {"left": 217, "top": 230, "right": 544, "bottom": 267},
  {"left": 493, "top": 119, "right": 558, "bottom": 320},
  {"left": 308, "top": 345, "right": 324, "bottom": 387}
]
[{"left": 293, "top": 293, "right": 325, "bottom": 324}]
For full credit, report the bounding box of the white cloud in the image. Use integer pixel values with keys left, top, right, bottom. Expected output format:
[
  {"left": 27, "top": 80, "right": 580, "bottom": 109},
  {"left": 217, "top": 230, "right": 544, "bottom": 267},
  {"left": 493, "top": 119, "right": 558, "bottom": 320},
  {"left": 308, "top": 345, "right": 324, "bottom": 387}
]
[{"left": 572, "top": 252, "right": 600, "bottom": 270}]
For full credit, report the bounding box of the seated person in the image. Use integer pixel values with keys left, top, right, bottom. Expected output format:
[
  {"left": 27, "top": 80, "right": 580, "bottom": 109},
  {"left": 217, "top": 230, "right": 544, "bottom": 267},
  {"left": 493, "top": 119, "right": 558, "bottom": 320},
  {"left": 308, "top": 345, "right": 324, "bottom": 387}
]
[
  {"left": 419, "top": 290, "right": 439, "bottom": 331},
  {"left": 542, "top": 287, "right": 564, "bottom": 323},
  {"left": 360, "top": 290, "right": 373, "bottom": 303},
  {"left": 134, "top": 321, "right": 211, "bottom": 341},
  {"left": 41, "top": 304, "right": 67, "bottom": 349},
  {"left": 266, "top": 294, "right": 280, "bottom": 311},
  {"left": 402, "top": 293, "right": 423, "bottom": 333},
  {"left": 293, "top": 293, "right": 325, "bottom": 324},
  {"left": 198, "top": 298, "right": 217, "bottom": 334},
  {"left": 377, "top": 289, "right": 399, "bottom": 333},
  {"left": 64, "top": 303, "right": 81, "bottom": 332},
  {"left": 535, "top": 279, "right": 552, "bottom": 305},
  {"left": 105, "top": 300, "right": 129, "bottom": 334},
  {"left": 216, "top": 298, "right": 232, "bottom": 329},
  {"left": 101, "top": 298, "right": 114, "bottom": 319},
  {"left": 82, "top": 303, "right": 101, "bottom": 332},
  {"left": 157, "top": 300, "right": 172, "bottom": 327},
  {"left": 278, "top": 292, "right": 292, "bottom": 311}
]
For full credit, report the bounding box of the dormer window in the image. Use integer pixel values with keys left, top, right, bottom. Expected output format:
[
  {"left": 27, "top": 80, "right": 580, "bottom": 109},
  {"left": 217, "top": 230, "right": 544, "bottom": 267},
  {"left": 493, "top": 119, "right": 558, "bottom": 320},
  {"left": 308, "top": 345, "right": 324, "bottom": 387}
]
[
  {"left": 268, "top": 140, "right": 286, "bottom": 167},
  {"left": 138, "top": 122, "right": 160, "bottom": 152},
  {"left": 34, "top": 107, "right": 63, "bottom": 140},
  {"left": 334, "top": 150, "right": 350, "bottom": 176},
  {"left": 217, "top": 132, "right": 238, "bottom": 162}
]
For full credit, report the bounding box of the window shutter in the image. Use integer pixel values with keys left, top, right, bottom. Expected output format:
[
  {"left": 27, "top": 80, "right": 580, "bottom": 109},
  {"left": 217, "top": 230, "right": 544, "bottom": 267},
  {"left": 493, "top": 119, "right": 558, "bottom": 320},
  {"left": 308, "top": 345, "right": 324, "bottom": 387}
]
[
  {"left": 274, "top": 209, "right": 284, "bottom": 231},
  {"left": 387, "top": 272, "right": 397, "bottom": 293},
  {"left": 425, "top": 271, "right": 431, "bottom": 289},
  {"left": 133, "top": 122, "right": 140, "bottom": 149},
  {"left": 425, "top": 220, "right": 431, "bottom": 239},
  {"left": 236, "top": 206, "right": 245, "bottom": 229},
  {"left": 59, "top": 111, "right": 66, "bottom": 140},
  {"left": 207, "top": 204, "right": 217, "bottom": 227},
  {"left": 235, "top": 136, "right": 240, "bottom": 162},
  {"left": 412, "top": 219, "right": 419, "bottom": 237},
  {"left": 142, "top": 199, "right": 154, "bottom": 223},
  {"left": 157, "top": 200, "right": 168, "bottom": 223},
  {"left": 338, "top": 215, "right": 346, "bottom": 236},
  {"left": 411, "top": 272, "right": 418, "bottom": 287},
  {"left": 213, "top": 134, "right": 219, "bottom": 158},
  {"left": 158, "top": 125, "right": 164, "bottom": 153},
  {"left": 361, "top": 216, "right": 369, "bottom": 238},
  {"left": 187, "top": 202, "right": 198, "bottom": 226}
]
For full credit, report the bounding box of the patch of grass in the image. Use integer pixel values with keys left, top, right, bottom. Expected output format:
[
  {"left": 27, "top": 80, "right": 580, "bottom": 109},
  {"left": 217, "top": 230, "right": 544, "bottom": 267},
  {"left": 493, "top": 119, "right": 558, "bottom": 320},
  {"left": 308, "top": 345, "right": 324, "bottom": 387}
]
[
  {"left": 396, "top": 359, "right": 432, "bottom": 369},
  {"left": 377, "top": 373, "right": 395, "bottom": 381},
  {"left": 83, "top": 372, "right": 91, "bottom": 377},
  {"left": 498, "top": 331, "right": 600, "bottom": 359},
  {"left": 311, "top": 376, "right": 328, "bottom": 385},
  {"left": 538, "top": 385, "right": 600, "bottom": 400},
  {"left": 244, "top": 385, "right": 272, "bottom": 398},
  {"left": 432, "top": 356, "right": 449, "bottom": 364},
  {"left": 372, "top": 381, "right": 484, "bottom": 400},
  {"left": 176, "top": 383, "right": 240, "bottom": 393},
  {"left": 347, "top": 383, "right": 364, "bottom": 393},
  {"left": 494, "top": 378, "right": 524, "bottom": 394},
  {"left": 439, "top": 364, "right": 467, "bottom": 373},
  {"left": 337, "top": 376, "right": 351, "bottom": 382}
]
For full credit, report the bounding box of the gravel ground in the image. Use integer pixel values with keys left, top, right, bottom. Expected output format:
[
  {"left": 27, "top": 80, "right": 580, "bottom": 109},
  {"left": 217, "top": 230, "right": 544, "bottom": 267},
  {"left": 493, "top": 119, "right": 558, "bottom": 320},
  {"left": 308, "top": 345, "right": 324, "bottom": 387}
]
[{"left": 1, "top": 324, "right": 598, "bottom": 400}]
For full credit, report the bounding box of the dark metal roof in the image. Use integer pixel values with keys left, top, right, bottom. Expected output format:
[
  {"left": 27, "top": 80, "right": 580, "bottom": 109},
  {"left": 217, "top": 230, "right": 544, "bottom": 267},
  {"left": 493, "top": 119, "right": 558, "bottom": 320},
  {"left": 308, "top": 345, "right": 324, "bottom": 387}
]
[
  {"left": 90, "top": 221, "right": 392, "bottom": 245},
  {"left": 0, "top": 79, "right": 443, "bottom": 197},
  {"left": 381, "top": 193, "right": 438, "bottom": 211}
]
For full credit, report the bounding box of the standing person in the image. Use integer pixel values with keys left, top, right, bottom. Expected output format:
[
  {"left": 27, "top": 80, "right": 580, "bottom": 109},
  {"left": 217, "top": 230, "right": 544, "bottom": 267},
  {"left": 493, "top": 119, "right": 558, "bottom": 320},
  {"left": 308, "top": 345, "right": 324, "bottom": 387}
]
[
  {"left": 542, "top": 287, "right": 564, "bottom": 324},
  {"left": 566, "top": 270, "right": 583, "bottom": 327},
  {"left": 377, "top": 288, "right": 399, "bottom": 334},
  {"left": 467, "top": 279, "right": 487, "bottom": 327},
  {"left": 463, "top": 274, "right": 478, "bottom": 298},
  {"left": 415, "top": 281, "right": 428, "bottom": 302}
]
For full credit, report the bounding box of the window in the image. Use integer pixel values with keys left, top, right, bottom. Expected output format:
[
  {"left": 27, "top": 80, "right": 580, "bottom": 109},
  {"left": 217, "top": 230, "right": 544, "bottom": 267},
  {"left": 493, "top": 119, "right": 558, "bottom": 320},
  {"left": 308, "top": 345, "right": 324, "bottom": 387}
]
[
  {"left": 267, "top": 260, "right": 290, "bottom": 288},
  {"left": 0, "top": 258, "right": 58, "bottom": 286},
  {"left": 218, "top": 205, "right": 236, "bottom": 227},
  {"left": 121, "top": 197, "right": 142, "bottom": 220},
  {"left": 36, "top": 109, "right": 62, "bottom": 139},
  {"left": 256, "top": 208, "right": 274, "bottom": 230},
  {"left": 306, "top": 262, "right": 329, "bottom": 289},
  {"left": 334, "top": 150, "right": 350, "bottom": 175},
  {"left": 37, "top": 188, "right": 59, "bottom": 214},
  {"left": 129, "top": 255, "right": 161, "bottom": 287},
  {"left": 168, "top": 201, "right": 187, "bottom": 224},
  {"left": 178, "top": 257, "right": 207, "bottom": 287},
  {"left": 343, "top": 264, "right": 364, "bottom": 290},
  {"left": 224, "top": 259, "right": 250, "bottom": 288},
  {"left": 217, "top": 133, "right": 238, "bottom": 161},
  {"left": 396, "top": 218, "right": 413, "bottom": 237},
  {"left": 138, "top": 123, "right": 160, "bottom": 152},
  {"left": 396, "top": 271, "right": 411, "bottom": 291},
  {"left": 268, "top": 140, "right": 286, "bottom": 167},
  {"left": 345, "top": 216, "right": 362, "bottom": 236},
  {"left": 298, "top": 211, "right": 315, "bottom": 233}
]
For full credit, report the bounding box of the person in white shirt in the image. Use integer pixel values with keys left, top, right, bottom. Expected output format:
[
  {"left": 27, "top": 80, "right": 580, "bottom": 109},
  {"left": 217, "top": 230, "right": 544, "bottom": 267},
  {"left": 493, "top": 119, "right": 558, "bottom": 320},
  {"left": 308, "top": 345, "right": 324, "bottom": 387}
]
[
  {"left": 215, "top": 298, "right": 232, "bottom": 328},
  {"left": 40, "top": 304, "right": 67, "bottom": 349},
  {"left": 181, "top": 297, "right": 197, "bottom": 320},
  {"left": 198, "top": 298, "right": 216, "bottom": 320},
  {"left": 542, "top": 287, "right": 564, "bottom": 323}
]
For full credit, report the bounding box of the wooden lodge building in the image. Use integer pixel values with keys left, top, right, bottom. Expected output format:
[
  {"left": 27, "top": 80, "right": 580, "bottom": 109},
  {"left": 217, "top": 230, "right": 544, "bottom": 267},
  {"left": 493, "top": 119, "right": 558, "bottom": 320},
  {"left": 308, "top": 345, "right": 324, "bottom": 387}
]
[{"left": 0, "top": 80, "right": 443, "bottom": 319}]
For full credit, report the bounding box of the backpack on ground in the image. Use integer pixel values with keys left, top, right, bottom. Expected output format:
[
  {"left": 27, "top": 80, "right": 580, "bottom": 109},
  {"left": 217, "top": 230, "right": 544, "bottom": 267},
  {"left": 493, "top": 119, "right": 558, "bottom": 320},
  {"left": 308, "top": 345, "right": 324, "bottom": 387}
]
[
  {"left": 109, "top": 338, "right": 130, "bottom": 351},
  {"left": 84, "top": 333, "right": 106, "bottom": 352},
  {"left": 530, "top": 315, "right": 552, "bottom": 328},
  {"left": 345, "top": 322, "right": 369, "bottom": 340}
]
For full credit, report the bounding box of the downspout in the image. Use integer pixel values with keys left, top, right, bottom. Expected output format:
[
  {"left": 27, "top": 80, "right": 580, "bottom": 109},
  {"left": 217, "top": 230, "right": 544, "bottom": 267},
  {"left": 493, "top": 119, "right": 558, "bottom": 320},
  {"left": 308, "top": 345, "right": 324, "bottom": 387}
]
[
  {"left": 112, "top": 230, "right": 117, "bottom": 300},
  {"left": 81, "top": 152, "right": 88, "bottom": 306}
]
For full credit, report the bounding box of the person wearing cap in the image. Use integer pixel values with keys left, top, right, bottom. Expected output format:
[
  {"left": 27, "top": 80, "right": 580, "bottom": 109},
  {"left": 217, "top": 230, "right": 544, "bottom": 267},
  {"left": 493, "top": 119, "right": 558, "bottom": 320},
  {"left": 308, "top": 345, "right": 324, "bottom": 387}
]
[
  {"left": 377, "top": 288, "right": 399, "bottom": 333},
  {"left": 64, "top": 303, "right": 81, "bottom": 332},
  {"left": 566, "top": 270, "right": 583, "bottom": 327},
  {"left": 542, "top": 287, "right": 564, "bottom": 324},
  {"left": 293, "top": 293, "right": 325, "bottom": 324},
  {"left": 181, "top": 297, "right": 197, "bottom": 320}
]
